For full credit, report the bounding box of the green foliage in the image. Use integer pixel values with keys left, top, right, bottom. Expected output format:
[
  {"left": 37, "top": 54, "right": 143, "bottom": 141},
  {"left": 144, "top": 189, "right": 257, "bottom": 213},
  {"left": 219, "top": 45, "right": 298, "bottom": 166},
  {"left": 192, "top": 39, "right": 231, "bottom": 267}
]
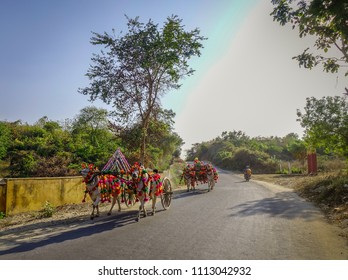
[
  {"left": 216, "top": 150, "right": 233, "bottom": 164},
  {"left": 297, "top": 96, "right": 348, "bottom": 158},
  {"left": 9, "top": 150, "right": 37, "bottom": 177},
  {"left": 276, "top": 163, "right": 304, "bottom": 175},
  {"left": 188, "top": 127, "right": 347, "bottom": 174},
  {"left": 32, "top": 154, "right": 75, "bottom": 177},
  {"left": 227, "top": 148, "right": 277, "bottom": 173},
  {"left": 187, "top": 139, "right": 235, "bottom": 163},
  {"left": 186, "top": 131, "right": 306, "bottom": 173},
  {"left": 271, "top": 0, "right": 348, "bottom": 76},
  {"left": 79, "top": 15, "right": 206, "bottom": 163},
  {"left": 168, "top": 159, "right": 186, "bottom": 187},
  {"left": 317, "top": 156, "right": 346, "bottom": 173},
  {"left": 221, "top": 130, "right": 250, "bottom": 146},
  {"left": 300, "top": 174, "right": 348, "bottom": 207},
  {"left": 0, "top": 109, "right": 117, "bottom": 177},
  {"left": 287, "top": 138, "right": 307, "bottom": 163},
  {"left": 0, "top": 105, "right": 183, "bottom": 177},
  {"left": 70, "top": 106, "right": 120, "bottom": 168},
  {"left": 0, "top": 122, "right": 11, "bottom": 160},
  {"left": 40, "top": 201, "right": 55, "bottom": 218},
  {"left": 0, "top": 212, "right": 5, "bottom": 219},
  {"left": 290, "top": 167, "right": 303, "bottom": 174},
  {"left": 119, "top": 108, "right": 184, "bottom": 170}
]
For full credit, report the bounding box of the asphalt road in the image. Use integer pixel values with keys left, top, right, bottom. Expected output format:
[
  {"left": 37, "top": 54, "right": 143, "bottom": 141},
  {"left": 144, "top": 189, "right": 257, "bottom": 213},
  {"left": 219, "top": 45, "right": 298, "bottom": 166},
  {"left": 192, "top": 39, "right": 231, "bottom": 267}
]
[{"left": 0, "top": 169, "right": 347, "bottom": 260}]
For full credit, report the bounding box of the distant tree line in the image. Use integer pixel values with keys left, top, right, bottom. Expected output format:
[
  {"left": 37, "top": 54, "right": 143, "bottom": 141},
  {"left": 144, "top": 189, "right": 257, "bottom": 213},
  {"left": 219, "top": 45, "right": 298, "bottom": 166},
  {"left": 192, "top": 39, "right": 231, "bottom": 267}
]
[
  {"left": 0, "top": 106, "right": 183, "bottom": 178},
  {"left": 186, "top": 127, "right": 346, "bottom": 174},
  {"left": 186, "top": 131, "right": 308, "bottom": 174}
]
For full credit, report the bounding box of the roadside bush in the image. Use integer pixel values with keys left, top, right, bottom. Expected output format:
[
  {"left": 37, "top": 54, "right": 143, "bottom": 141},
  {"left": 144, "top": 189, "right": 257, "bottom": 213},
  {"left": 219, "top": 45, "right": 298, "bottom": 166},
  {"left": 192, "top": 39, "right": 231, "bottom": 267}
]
[
  {"left": 226, "top": 148, "right": 277, "bottom": 173},
  {"left": 317, "top": 156, "right": 346, "bottom": 172},
  {"left": 39, "top": 201, "right": 55, "bottom": 218},
  {"left": 317, "top": 176, "right": 348, "bottom": 206},
  {"left": 277, "top": 160, "right": 305, "bottom": 174},
  {"left": 168, "top": 160, "right": 186, "bottom": 187},
  {"left": 298, "top": 174, "right": 348, "bottom": 207},
  {"left": 291, "top": 167, "right": 303, "bottom": 174},
  {"left": 32, "top": 154, "right": 79, "bottom": 177}
]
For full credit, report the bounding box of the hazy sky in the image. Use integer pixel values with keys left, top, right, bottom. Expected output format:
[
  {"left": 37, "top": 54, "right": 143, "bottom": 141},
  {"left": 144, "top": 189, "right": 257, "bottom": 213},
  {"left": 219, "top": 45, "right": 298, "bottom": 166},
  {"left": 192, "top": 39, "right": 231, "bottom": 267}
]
[{"left": 1, "top": 0, "right": 346, "bottom": 153}]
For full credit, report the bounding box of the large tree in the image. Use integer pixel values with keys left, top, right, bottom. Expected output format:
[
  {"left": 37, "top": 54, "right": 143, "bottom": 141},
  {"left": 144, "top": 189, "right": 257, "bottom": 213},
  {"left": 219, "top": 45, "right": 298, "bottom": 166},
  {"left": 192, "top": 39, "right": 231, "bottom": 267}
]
[
  {"left": 79, "top": 15, "right": 206, "bottom": 164},
  {"left": 297, "top": 96, "right": 348, "bottom": 158},
  {"left": 271, "top": 0, "right": 348, "bottom": 78}
]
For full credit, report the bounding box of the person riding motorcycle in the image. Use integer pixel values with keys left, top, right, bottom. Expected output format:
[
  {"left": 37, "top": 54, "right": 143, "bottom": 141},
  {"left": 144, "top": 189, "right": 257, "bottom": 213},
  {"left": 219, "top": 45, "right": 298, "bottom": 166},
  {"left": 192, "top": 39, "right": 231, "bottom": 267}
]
[{"left": 244, "top": 165, "right": 252, "bottom": 181}]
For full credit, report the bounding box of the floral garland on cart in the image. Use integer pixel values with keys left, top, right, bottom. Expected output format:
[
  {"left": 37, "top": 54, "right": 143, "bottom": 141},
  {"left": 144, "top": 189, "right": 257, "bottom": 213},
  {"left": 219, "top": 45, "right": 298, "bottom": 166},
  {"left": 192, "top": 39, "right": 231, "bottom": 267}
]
[
  {"left": 81, "top": 148, "right": 132, "bottom": 204},
  {"left": 82, "top": 148, "right": 164, "bottom": 206},
  {"left": 101, "top": 148, "right": 133, "bottom": 204}
]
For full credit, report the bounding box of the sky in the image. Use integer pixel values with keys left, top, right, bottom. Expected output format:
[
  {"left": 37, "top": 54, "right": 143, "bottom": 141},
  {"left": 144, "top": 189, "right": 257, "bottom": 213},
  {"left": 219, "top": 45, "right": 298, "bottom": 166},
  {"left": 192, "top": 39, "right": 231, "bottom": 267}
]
[{"left": 1, "top": 0, "right": 347, "bottom": 154}]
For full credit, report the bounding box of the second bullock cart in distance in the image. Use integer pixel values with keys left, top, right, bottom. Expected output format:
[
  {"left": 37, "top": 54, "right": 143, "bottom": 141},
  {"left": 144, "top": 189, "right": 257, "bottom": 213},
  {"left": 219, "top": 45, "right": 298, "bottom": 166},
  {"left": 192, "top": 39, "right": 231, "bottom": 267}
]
[{"left": 181, "top": 159, "right": 219, "bottom": 192}]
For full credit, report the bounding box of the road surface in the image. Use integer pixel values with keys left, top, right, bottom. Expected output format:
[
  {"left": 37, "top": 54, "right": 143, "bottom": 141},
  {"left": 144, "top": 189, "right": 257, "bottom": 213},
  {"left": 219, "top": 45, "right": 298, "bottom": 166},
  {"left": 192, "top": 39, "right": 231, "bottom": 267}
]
[{"left": 0, "top": 169, "right": 347, "bottom": 259}]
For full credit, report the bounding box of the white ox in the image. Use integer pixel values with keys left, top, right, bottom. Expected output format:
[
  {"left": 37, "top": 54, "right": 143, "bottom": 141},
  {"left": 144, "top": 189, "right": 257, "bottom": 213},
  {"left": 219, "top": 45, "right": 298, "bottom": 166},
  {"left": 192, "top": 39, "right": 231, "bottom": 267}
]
[
  {"left": 148, "top": 170, "right": 163, "bottom": 216},
  {"left": 181, "top": 164, "right": 196, "bottom": 192},
  {"left": 130, "top": 165, "right": 150, "bottom": 222},
  {"left": 130, "top": 166, "right": 165, "bottom": 221},
  {"left": 206, "top": 163, "right": 218, "bottom": 192},
  {"left": 81, "top": 167, "right": 122, "bottom": 219}
]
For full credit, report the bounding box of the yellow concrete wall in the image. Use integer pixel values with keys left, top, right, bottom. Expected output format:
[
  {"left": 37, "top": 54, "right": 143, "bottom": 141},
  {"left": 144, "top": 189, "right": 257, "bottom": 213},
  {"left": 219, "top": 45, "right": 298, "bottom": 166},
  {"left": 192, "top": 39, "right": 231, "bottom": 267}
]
[
  {"left": 0, "top": 181, "right": 6, "bottom": 213},
  {"left": 5, "top": 176, "right": 85, "bottom": 216}
]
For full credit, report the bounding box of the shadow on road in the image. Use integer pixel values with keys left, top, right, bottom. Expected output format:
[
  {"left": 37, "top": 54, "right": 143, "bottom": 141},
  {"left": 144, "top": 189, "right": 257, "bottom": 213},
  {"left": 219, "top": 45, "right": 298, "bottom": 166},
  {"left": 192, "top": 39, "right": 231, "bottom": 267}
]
[
  {"left": 173, "top": 188, "right": 210, "bottom": 200},
  {"left": 1, "top": 187, "right": 201, "bottom": 258},
  {"left": 229, "top": 191, "right": 321, "bottom": 221},
  {"left": 0, "top": 210, "right": 140, "bottom": 257}
]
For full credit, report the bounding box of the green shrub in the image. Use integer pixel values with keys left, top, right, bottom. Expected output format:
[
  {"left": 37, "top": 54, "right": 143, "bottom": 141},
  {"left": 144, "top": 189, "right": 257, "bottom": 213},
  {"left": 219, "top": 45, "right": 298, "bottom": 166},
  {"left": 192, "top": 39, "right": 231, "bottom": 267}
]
[
  {"left": 317, "top": 156, "right": 346, "bottom": 172},
  {"left": 166, "top": 160, "right": 186, "bottom": 187},
  {"left": 227, "top": 148, "right": 278, "bottom": 173},
  {"left": 301, "top": 175, "right": 348, "bottom": 206},
  {"left": 40, "top": 201, "right": 55, "bottom": 218},
  {"left": 291, "top": 167, "right": 303, "bottom": 174}
]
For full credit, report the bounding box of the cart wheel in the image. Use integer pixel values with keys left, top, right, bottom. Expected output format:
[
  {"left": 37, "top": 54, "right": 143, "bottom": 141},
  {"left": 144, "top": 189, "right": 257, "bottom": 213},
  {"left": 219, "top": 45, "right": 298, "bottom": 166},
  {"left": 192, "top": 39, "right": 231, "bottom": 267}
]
[{"left": 161, "top": 177, "right": 173, "bottom": 209}]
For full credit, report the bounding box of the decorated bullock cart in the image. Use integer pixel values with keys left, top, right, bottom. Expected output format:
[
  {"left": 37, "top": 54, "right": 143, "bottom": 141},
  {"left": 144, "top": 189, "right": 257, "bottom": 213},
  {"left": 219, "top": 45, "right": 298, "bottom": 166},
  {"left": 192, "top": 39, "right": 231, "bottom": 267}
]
[
  {"left": 181, "top": 158, "right": 219, "bottom": 192},
  {"left": 81, "top": 149, "right": 173, "bottom": 221}
]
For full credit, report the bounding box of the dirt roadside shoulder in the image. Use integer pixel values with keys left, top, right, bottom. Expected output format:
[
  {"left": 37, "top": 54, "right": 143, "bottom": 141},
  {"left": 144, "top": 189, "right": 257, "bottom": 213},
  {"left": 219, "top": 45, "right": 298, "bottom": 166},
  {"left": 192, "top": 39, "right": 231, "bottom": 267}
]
[{"left": 251, "top": 174, "right": 348, "bottom": 240}]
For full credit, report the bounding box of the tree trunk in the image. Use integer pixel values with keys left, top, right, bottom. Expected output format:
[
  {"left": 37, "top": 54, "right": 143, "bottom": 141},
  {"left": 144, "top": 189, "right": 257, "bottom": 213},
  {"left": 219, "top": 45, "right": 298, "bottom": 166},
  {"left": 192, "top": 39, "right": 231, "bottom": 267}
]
[{"left": 140, "top": 122, "right": 149, "bottom": 166}]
